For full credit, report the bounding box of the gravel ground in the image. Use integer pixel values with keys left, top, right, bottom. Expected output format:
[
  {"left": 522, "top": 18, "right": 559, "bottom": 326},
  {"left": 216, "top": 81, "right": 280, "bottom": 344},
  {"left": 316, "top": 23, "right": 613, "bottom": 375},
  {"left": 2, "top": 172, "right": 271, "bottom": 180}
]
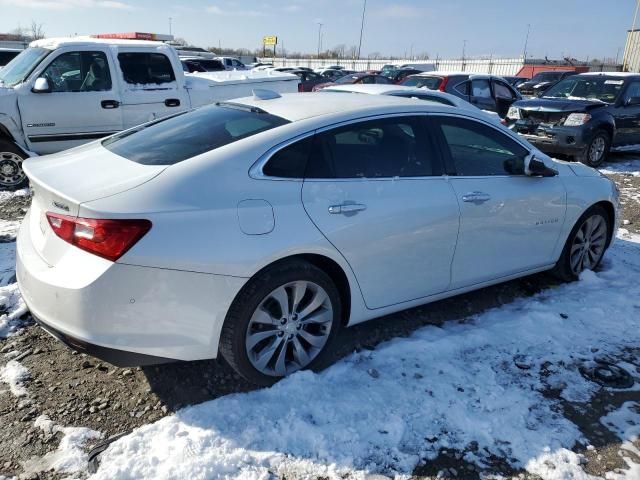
[{"left": 0, "top": 153, "right": 639, "bottom": 480}]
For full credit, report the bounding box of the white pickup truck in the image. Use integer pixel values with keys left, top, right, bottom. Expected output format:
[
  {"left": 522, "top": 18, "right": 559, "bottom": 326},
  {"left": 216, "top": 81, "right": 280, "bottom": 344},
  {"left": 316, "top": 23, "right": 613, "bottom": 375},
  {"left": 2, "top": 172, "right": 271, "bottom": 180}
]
[{"left": 0, "top": 37, "right": 299, "bottom": 189}]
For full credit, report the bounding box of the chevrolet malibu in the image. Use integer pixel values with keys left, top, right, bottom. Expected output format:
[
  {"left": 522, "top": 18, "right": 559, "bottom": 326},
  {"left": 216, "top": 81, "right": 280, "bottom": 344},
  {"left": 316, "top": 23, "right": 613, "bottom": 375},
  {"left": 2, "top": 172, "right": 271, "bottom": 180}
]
[{"left": 17, "top": 92, "right": 619, "bottom": 385}]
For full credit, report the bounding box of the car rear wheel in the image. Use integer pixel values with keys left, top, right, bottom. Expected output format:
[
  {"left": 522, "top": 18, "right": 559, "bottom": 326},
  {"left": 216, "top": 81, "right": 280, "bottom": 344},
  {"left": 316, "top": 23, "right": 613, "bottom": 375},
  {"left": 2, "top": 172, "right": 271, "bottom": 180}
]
[
  {"left": 578, "top": 130, "right": 610, "bottom": 168},
  {"left": 219, "top": 260, "right": 342, "bottom": 386},
  {"left": 551, "top": 205, "right": 610, "bottom": 281},
  {"left": 0, "top": 140, "right": 29, "bottom": 191}
]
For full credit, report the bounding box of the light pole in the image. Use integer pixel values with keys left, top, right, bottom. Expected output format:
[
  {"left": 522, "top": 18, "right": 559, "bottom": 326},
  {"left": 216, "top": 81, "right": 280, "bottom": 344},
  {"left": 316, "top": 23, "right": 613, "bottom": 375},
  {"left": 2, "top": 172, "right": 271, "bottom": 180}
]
[
  {"left": 357, "top": 0, "right": 367, "bottom": 59},
  {"left": 523, "top": 23, "right": 531, "bottom": 61},
  {"left": 317, "top": 22, "right": 323, "bottom": 58},
  {"left": 169, "top": 17, "right": 172, "bottom": 36}
]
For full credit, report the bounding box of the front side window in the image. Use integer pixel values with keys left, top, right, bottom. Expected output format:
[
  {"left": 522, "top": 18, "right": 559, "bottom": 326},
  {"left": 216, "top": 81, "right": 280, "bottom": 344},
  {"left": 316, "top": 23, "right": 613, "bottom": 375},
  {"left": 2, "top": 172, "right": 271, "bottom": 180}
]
[
  {"left": 471, "top": 79, "right": 491, "bottom": 98},
  {"left": 494, "top": 81, "right": 515, "bottom": 99},
  {"left": 624, "top": 81, "right": 640, "bottom": 101},
  {"left": 306, "top": 117, "right": 439, "bottom": 178},
  {"left": 102, "top": 104, "right": 289, "bottom": 165},
  {"left": 434, "top": 116, "right": 529, "bottom": 176},
  {"left": 118, "top": 52, "right": 175, "bottom": 85},
  {"left": 41, "top": 51, "right": 112, "bottom": 92},
  {"left": 375, "top": 76, "right": 392, "bottom": 84}
]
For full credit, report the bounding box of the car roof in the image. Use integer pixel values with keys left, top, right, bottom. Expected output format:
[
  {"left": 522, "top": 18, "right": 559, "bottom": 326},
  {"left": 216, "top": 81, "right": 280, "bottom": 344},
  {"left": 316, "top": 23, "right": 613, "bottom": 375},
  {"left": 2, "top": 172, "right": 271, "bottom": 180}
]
[
  {"left": 231, "top": 92, "right": 458, "bottom": 122},
  {"left": 577, "top": 72, "right": 640, "bottom": 78},
  {"left": 321, "top": 84, "right": 469, "bottom": 107},
  {"left": 31, "top": 36, "right": 165, "bottom": 49}
]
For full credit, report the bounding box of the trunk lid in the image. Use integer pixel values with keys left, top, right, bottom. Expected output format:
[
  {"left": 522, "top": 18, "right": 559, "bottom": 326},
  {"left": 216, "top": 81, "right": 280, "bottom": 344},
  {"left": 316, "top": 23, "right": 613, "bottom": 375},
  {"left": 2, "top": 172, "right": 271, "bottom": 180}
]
[{"left": 23, "top": 142, "right": 165, "bottom": 266}]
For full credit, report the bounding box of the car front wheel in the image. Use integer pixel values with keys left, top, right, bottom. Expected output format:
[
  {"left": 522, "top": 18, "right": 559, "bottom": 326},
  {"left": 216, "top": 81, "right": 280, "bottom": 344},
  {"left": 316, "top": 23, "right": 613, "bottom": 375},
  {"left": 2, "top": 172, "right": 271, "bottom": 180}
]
[
  {"left": 220, "top": 260, "right": 342, "bottom": 385},
  {"left": 0, "top": 140, "right": 29, "bottom": 191},
  {"left": 552, "top": 205, "right": 610, "bottom": 281},
  {"left": 578, "top": 130, "right": 610, "bottom": 168}
]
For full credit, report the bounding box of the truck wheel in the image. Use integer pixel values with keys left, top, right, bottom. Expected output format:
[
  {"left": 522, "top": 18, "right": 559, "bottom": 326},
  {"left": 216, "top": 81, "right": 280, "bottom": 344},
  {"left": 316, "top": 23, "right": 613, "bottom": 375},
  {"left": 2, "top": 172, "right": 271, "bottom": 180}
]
[
  {"left": 0, "top": 140, "right": 29, "bottom": 191},
  {"left": 578, "top": 130, "right": 610, "bottom": 168}
]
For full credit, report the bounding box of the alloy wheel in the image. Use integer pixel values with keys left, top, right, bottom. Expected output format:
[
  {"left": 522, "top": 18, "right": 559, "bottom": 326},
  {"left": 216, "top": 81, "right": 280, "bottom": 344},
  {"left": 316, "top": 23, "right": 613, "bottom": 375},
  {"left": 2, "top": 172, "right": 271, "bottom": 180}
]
[
  {"left": 588, "top": 136, "right": 606, "bottom": 165},
  {"left": 569, "top": 214, "right": 607, "bottom": 275},
  {"left": 0, "top": 151, "right": 26, "bottom": 188},
  {"left": 245, "top": 280, "right": 333, "bottom": 377}
]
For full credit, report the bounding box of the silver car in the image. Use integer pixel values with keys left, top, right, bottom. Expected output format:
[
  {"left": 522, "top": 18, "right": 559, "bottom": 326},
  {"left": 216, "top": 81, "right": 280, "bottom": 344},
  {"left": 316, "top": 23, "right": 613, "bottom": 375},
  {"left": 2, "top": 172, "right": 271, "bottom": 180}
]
[{"left": 17, "top": 92, "right": 619, "bottom": 385}]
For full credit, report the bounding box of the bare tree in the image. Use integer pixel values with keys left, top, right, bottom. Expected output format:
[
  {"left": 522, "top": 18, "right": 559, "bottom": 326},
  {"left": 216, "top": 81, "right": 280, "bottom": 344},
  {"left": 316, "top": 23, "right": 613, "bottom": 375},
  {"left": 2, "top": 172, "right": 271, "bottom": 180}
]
[{"left": 30, "top": 21, "right": 45, "bottom": 40}]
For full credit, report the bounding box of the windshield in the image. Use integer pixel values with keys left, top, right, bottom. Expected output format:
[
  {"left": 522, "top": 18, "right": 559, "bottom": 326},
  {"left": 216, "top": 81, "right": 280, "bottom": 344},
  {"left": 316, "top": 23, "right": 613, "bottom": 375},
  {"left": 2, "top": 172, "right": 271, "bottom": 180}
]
[
  {"left": 531, "top": 72, "right": 563, "bottom": 82},
  {"left": 542, "top": 76, "right": 624, "bottom": 103},
  {"left": 0, "top": 47, "right": 51, "bottom": 87},
  {"left": 102, "top": 104, "right": 289, "bottom": 165},
  {"left": 401, "top": 76, "right": 442, "bottom": 89}
]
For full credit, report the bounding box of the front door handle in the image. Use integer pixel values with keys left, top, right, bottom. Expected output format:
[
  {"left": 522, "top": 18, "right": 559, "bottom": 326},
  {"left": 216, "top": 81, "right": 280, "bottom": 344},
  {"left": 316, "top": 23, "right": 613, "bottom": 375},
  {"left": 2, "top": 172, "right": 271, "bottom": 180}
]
[
  {"left": 462, "top": 192, "right": 491, "bottom": 204},
  {"left": 165, "top": 98, "right": 181, "bottom": 107},
  {"left": 328, "top": 203, "right": 367, "bottom": 214},
  {"left": 101, "top": 100, "right": 120, "bottom": 109}
]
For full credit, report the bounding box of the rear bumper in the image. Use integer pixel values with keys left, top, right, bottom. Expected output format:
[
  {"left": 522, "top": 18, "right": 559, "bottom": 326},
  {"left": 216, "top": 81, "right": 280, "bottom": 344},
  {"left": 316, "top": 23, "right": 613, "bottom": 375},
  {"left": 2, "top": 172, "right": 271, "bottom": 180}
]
[{"left": 16, "top": 210, "right": 248, "bottom": 365}]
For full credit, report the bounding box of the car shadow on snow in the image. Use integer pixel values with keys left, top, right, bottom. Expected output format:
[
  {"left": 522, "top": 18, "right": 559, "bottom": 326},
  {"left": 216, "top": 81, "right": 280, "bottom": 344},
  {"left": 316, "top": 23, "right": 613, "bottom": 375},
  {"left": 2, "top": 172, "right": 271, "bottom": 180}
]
[{"left": 142, "top": 271, "right": 555, "bottom": 413}]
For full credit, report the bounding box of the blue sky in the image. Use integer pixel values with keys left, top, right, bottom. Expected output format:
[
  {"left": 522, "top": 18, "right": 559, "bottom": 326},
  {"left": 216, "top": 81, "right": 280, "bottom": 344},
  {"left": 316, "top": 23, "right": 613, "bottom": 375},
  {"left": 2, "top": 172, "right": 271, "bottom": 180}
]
[{"left": 0, "top": 0, "right": 636, "bottom": 60}]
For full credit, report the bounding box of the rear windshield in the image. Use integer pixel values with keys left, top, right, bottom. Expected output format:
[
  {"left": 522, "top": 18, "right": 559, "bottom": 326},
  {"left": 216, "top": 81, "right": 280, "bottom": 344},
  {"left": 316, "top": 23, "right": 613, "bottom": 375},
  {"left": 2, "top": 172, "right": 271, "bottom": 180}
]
[
  {"left": 401, "top": 76, "right": 442, "bottom": 89},
  {"left": 102, "top": 104, "right": 289, "bottom": 165},
  {"left": 531, "top": 72, "right": 563, "bottom": 82}
]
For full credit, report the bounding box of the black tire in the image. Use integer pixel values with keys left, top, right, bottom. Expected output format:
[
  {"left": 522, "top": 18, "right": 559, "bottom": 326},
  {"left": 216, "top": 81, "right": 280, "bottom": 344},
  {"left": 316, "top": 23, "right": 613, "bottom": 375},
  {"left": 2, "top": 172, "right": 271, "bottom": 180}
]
[
  {"left": 551, "top": 205, "right": 610, "bottom": 282},
  {"left": 577, "top": 130, "right": 610, "bottom": 168},
  {"left": 0, "top": 139, "right": 29, "bottom": 191},
  {"left": 219, "top": 260, "right": 342, "bottom": 386}
]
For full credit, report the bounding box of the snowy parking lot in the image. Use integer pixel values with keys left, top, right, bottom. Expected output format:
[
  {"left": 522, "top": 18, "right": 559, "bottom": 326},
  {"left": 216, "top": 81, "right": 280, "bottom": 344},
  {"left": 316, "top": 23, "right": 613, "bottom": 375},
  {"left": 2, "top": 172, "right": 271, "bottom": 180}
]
[{"left": 0, "top": 154, "right": 640, "bottom": 480}]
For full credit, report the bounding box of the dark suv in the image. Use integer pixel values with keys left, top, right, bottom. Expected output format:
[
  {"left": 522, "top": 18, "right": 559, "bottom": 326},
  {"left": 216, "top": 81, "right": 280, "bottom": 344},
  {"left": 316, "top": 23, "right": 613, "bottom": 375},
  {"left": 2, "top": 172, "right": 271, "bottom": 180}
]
[
  {"left": 400, "top": 73, "right": 521, "bottom": 117},
  {"left": 516, "top": 71, "right": 577, "bottom": 97},
  {"left": 508, "top": 73, "right": 640, "bottom": 166}
]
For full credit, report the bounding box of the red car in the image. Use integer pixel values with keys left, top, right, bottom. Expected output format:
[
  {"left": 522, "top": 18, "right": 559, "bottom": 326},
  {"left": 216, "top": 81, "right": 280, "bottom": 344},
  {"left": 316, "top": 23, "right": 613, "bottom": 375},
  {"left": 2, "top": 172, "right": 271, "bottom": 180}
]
[{"left": 312, "top": 72, "right": 393, "bottom": 91}]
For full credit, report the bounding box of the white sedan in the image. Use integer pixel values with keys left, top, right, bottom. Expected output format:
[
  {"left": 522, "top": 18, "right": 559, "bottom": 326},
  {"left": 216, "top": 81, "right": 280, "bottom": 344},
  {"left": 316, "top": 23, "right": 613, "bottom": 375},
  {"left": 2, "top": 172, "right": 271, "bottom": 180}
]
[{"left": 17, "top": 92, "right": 619, "bottom": 385}]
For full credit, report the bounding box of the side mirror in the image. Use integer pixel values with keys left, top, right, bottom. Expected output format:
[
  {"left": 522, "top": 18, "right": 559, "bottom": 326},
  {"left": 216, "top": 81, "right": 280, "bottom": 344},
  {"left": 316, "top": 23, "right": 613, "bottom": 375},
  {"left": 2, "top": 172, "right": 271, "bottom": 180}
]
[
  {"left": 32, "top": 77, "right": 51, "bottom": 93},
  {"left": 525, "top": 154, "right": 558, "bottom": 177},
  {"left": 625, "top": 96, "right": 640, "bottom": 107}
]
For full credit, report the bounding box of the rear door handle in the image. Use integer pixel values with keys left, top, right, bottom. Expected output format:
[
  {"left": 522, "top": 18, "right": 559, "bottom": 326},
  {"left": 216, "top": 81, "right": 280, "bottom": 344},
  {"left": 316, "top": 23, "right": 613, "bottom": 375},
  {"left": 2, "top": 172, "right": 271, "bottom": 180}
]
[
  {"left": 165, "top": 98, "right": 181, "bottom": 107},
  {"left": 101, "top": 100, "right": 119, "bottom": 109},
  {"left": 462, "top": 192, "right": 491, "bottom": 204},
  {"left": 328, "top": 203, "right": 367, "bottom": 214}
]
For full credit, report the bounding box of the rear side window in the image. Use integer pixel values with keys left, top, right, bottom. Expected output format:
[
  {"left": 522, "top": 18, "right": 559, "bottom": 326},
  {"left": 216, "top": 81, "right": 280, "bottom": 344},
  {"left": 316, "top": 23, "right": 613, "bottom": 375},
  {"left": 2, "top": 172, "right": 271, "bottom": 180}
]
[
  {"left": 454, "top": 81, "right": 470, "bottom": 96},
  {"left": 433, "top": 116, "right": 529, "bottom": 176},
  {"left": 263, "top": 136, "right": 313, "bottom": 178},
  {"left": 118, "top": 52, "right": 175, "bottom": 85},
  {"left": 102, "top": 105, "right": 289, "bottom": 165},
  {"left": 306, "top": 117, "right": 440, "bottom": 178}
]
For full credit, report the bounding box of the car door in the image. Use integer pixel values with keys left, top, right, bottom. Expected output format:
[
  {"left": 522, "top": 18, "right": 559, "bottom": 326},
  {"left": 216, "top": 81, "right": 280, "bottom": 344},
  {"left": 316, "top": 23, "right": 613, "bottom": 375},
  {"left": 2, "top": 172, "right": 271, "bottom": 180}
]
[
  {"left": 469, "top": 78, "right": 496, "bottom": 112},
  {"left": 491, "top": 79, "right": 518, "bottom": 117},
  {"left": 612, "top": 80, "right": 640, "bottom": 146},
  {"left": 18, "top": 48, "right": 123, "bottom": 155},
  {"left": 117, "top": 50, "right": 189, "bottom": 130},
  {"left": 429, "top": 114, "right": 566, "bottom": 289},
  {"left": 301, "top": 115, "right": 460, "bottom": 309}
]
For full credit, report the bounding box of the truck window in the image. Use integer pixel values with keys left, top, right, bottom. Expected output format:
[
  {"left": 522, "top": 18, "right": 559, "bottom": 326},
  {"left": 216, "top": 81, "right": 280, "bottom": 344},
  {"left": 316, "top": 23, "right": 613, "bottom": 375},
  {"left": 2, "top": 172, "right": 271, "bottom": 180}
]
[
  {"left": 118, "top": 52, "right": 176, "bottom": 85},
  {"left": 41, "top": 51, "right": 112, "bottom": 92}
]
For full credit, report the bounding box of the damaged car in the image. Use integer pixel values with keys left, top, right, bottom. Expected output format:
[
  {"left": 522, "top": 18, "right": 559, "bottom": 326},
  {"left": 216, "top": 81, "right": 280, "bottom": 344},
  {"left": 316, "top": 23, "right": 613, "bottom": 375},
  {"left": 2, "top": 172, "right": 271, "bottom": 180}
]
[{"left": 507, "top": 72, "right": 640, "bottom": 166}]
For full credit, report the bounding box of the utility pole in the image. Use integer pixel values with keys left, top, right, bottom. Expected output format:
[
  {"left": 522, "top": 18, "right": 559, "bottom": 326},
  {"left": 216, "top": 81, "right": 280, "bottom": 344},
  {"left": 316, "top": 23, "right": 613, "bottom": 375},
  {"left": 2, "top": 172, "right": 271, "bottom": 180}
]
[
  {"left": 523, "top": 23, "right": 531, "bottom": 61},
  {"left": 357, "top": 0, "right": 367, "bottom": 59},
  {"left": 462, "top": 39, "right": 467, "bottom": 60},
  {"left": 168, "top": 17, "right": 172, "bottom": 36},
  {"left": 317, "top": 22, "right": 323, "bottom": 58}
]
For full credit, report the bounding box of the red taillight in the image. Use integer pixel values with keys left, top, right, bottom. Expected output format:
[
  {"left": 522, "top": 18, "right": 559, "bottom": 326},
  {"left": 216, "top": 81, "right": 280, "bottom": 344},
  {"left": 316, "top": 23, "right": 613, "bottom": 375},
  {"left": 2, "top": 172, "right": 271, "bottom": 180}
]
[
  {"left": 46, "top": 213, "right": 151, "bottom": 262},
  {"left": 438, "top": 76, "right": 449, "bottom": 92}
]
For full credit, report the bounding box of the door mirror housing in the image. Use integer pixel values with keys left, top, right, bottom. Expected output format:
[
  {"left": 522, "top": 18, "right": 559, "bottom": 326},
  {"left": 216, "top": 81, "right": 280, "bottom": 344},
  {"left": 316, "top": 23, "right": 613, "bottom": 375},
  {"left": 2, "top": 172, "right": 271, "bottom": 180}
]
[
  {"left": 525, "top": 154, "right": 558, "bottom": 177},
  {"left": 625, "top": 96, "right": 640, "bottom": 107},
  {"left": 32, "top": 77, "right": 51, "bottom": 93}
]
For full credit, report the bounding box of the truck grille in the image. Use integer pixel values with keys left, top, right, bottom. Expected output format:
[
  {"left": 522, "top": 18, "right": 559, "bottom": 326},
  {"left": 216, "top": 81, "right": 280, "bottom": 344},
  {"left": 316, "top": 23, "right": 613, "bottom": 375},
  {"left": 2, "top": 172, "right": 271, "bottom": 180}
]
[{"left": 520, "top": 110, "right": 567, "bottom": 125}]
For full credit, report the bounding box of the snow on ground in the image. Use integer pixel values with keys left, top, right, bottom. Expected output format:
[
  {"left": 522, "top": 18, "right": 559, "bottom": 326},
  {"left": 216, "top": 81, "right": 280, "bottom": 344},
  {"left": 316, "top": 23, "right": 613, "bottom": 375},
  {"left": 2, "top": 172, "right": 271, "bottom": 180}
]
[
  {"left": 600, "top": 157, "right": 640, "bottom": 177},
  {"left": 0, "top": 359, "right": 30, "bottom": 397},
  {"left": 600, "top": 402, "right": 640, "bottom": 480},
  {"left": 19, "top": 415, "right": 102, "bottom": 476},
  {"left": 87, "top": 231, "right": 640, "bottom": 480}
]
